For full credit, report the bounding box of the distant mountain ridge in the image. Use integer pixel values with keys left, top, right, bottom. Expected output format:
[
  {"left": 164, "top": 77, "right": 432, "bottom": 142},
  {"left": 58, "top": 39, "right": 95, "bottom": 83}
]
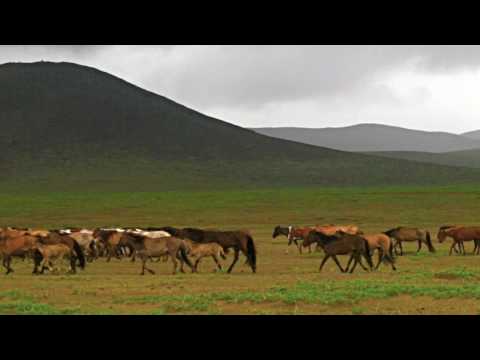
[
  {"left": 462, "top": 129, "right": 480, "bottom": 140},
  {"left": 253, "top": 124, "right": 480, "bottom": 153}
]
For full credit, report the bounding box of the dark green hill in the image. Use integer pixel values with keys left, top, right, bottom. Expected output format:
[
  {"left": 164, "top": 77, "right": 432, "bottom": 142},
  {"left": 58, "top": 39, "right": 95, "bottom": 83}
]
[
  {"left": 366, "top": 149, "right": 480, "bottom": 169},
  {"left": 1, "top": 61, "right": 480, "bottom": 192}
]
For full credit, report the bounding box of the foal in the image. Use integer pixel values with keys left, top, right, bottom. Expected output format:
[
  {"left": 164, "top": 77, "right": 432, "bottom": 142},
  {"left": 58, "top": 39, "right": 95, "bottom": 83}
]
[{"left": 182, "top": 239, "right": 226, "bottom": 272}]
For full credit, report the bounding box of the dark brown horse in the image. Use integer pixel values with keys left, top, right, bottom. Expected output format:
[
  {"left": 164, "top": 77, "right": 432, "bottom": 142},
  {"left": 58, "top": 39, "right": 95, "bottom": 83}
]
[
  {"left": 303, "top": 231, "right": 373, "bottom": 273},
  {"left": 384, "top": 227, "right": 435, "bottom": 255},
  {"left": 437, "top": 226, "right": 480, "bottom": 255},
  {"left": 118, "top": 233, "right": 194, "bottom": 275},
  {"left": 160, "top": 227, "right": 257, "bottom": 273}
]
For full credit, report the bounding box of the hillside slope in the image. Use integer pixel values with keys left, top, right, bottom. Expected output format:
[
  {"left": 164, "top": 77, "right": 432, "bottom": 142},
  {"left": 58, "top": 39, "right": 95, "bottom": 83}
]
[
  {"left": 253, "top": 124, "right": 480, "bottom": 153},
  {"left": 366, "top": 149, "right": 480, "bottom": 169},
  {"left": 1, "top": 62, "right": 480, "bottom": 191},
  {"left": 462, "top": 130, "right": 480, "bottom": 140}
]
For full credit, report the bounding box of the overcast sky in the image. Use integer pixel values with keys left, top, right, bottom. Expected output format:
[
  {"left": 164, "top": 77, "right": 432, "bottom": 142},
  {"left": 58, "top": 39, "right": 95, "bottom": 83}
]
[{"left": 1, "top": 45, "right": 480, "bottom": 134}]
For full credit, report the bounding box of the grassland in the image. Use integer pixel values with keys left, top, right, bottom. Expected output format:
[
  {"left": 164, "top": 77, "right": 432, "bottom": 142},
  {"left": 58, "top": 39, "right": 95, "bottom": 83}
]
[{"left": 1, "top": 185, "right": 480, "bottom": 315}]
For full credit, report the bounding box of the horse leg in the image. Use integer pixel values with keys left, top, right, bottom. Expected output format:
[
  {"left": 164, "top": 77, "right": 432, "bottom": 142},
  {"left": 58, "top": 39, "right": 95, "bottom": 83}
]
[
  {"left": 227, "top": 248, "right": 240, "bottom": 273},
  {"left": 349, "top": 257, "right": 359, "bottom": 274},
  {"left": 70, "top": 255, "right": 76, "bottom": 274},
  {"left": 357, "top": 254, "right": 369, "bottom": 272},
  {"left": 417, "top": 239, "right": 422, "bottom": 253},
  {"left": 295, "top": 239, "right": 302, "bottom": 254},
  {"left": 308, "top": 244, "right": 312, "bottom": 254},
  {"left": 375, "top": 249, "right": 383, "bottom": 270},
  {"left": 212, "top": 255, "right": 222, "bottom": 271},
  {"left": 331, "top": 255, "right": 344, "bottom": 273},
  {"left": 3, "top": 256, "right": 12, "bottom": 275},
  {"left": 170, "top": 252, "right": 178, "bottom": 275},
  {"left": 449, "top": 242, "right": 456, "bottom": 256},
  {"left": 194, "top": 258, "right": 201, "bottom": 273},
  {"left": 344, "top": 255, "right": 354, "bottom": 273},
  {"left": 318, "top": 254, "right": 331, "bottom": 272}
]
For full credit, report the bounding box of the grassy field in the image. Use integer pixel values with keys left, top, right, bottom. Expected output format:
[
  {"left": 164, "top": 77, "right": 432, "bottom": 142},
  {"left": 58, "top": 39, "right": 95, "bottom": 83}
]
[{"left": 1, "top": 185, "right": 480, "bottom": 315}]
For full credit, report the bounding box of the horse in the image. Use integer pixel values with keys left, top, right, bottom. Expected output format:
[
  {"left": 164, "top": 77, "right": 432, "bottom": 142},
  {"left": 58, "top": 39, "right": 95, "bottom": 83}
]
[
  {"left": 93, "top": 229, "right": 125, "bottom": 262},
  {"left": 272, "top": 226, "right": 314, "bottom": 254},
  {"left": 162, "top": 227, "right": 257, "bottom": 273},
  {"left": 32, "top": 232, "right": 86, "bottom": 274},
  {"left": 118, "top": 233, "right": 194, "bottom": 275},
  {"left": 124, "top": 229, "right": 172, "bottom": 262},
  {"left": 303, "top": 231, "right": 373, "bottom": 273},
  {"left": 437, "top": 226, "right": 480, "bottom": 255},
  {"left": 182, "top": 239, "right": 226, "bottom": 272},
  {"left": 315, "top": 224, "right": 362, "bottom": 235},
  {"left": 33, "top": 243, "right": 74, "bottom": 274},
  {"left": 361, "top": 233, "right": 396, "bottom": 271},
  {"left": 0, "top": 234, "right": 39, "bottom": 274},
  {"left": 56, "top": 229, "right": 97, "bottom": 262},
  {"left": 383, "top": 227, "right": 435, "bottom": 255}
]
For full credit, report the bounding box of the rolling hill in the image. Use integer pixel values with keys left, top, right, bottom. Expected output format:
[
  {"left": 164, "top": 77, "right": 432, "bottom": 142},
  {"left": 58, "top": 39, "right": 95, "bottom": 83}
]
[
  {"left": 366, "top": 148, "right": 480, "bottom": 169},
  {"left": 1, "top": 61, "right": 480, "bottom": 192},
  {"left": 252, "top": 124, "right": 480, "bottom": 153},
  {"left": 462, "top": 130, "right": 480, "bottom": 141}
]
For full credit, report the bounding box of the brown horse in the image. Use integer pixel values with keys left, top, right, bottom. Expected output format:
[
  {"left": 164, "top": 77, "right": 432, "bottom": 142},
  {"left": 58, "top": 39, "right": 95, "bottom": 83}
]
[
  {"left": 162, "top": 227, "right": 257, "bottom": 273},
  {"left": 93, "top": 229, "right": 124, "bottom": 262},
  {"left": 303, "top": 231, "right": 373, "bottom": 273},
  {"left": 437, "top": 226, "right": 480, "bottom": 255},
  {"left": 118, "top": 233, "right": 194, "bottom": 275},
  {"left": 0, "top": 234, "right": 39, "bottom": 274},
  {"left": 33, "top": 232, "right": 86, "bottom": 274},
  {"left": 384, "top": 227, "right": 435, "bottom": 255},
  {"left": 361, "top": 233, "right": 396, "bottom": 271}
]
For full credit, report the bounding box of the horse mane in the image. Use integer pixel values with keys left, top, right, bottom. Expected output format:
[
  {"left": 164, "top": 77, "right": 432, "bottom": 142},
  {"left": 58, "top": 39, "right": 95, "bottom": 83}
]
[
  {"left": 384, "top": 227, "right": 401, "bottom": 236},
  {"left": 439, "top": 225, "right": 459, "bottom": 231}
]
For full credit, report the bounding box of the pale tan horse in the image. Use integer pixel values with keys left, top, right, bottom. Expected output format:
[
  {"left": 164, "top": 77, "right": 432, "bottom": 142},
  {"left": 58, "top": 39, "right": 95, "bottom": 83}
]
[
  {"left": 384, "top": 227, "right": 435, "bottom": 255},
  {"left": 315, "top": 224, "right": 362, "bottom": 236},
  {"left": 361, "top": 233, "right": 396, "bottom": 270},
  {"left": 182, "top": 239, "right": 226, "bottom": 272},
  {"left": 33, "top": 243, "right": 74, "bottom": 274}
]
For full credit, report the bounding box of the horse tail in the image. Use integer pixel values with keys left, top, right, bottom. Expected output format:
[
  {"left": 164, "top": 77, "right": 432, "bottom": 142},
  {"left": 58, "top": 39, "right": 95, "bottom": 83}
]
[
  {"left": 425, "top": 231, "right": 435, "bottom": 253},
  {"left": 72, "top": 240, "right": 86, "bottom": 269},
  {"left": 246, "top": 235, "right": 257, "bottom": 273},
  {"left": 363, "top": 239, "right": 374, "bottom": 269},
  {"left": 179, "top": 242, "right": 194, "bottom": 270}
]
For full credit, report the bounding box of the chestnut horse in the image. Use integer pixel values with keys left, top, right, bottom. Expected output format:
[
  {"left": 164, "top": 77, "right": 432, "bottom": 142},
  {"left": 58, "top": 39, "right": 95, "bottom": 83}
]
[
  {"left": 0, "top": 234, "right": 39, "bottom": 274},
  {"left": 437, "top": 226, "right": 480, "bottom": 255}
]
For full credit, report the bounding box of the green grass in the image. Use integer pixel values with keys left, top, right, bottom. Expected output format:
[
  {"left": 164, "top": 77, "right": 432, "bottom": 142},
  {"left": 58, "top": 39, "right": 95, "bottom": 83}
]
[{"left": 2, "top": 184, "right": 480, "bottom": 314}]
